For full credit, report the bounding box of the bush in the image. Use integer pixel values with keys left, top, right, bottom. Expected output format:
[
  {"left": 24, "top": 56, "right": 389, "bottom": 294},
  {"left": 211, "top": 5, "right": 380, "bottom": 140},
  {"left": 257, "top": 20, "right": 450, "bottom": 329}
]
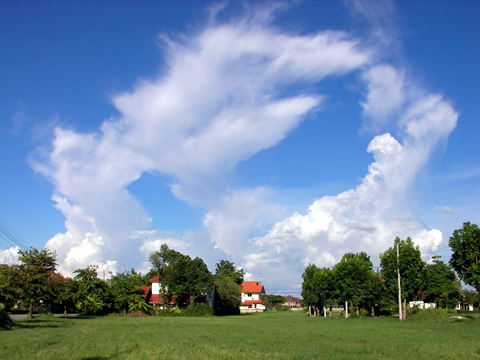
[
  {"left": 360, "top": 309, "right": 369, "bottom": 317},
  {"left": 439, "top": 308, "right": 457, "bottom": 315},
  {"left": 0, "top": 311, "right": 14, "bottom": 330},
  {"left": 154, "top": 308, "right": 184, "bottom": 317},
  {"left": 410, "top": 305, "right": 421, "bottom": 315},
  {"left": 274, "top": 304, "right": 290, "bottom": 311}
]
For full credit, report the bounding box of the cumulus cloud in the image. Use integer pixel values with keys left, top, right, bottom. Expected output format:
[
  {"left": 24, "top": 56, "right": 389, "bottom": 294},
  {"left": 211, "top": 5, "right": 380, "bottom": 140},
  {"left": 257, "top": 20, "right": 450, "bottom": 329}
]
[
  {"left": 0, "top": 246, "right": 20, "bottom": 265},
  {"left": 243, "top": 68, "right": 457, "bottom": 294},
  {"left": 26, "top": 3, "right": 371, "bottom": 277},
  {"left": 10, "top": 2, "right": 458, "bottom": 296}
]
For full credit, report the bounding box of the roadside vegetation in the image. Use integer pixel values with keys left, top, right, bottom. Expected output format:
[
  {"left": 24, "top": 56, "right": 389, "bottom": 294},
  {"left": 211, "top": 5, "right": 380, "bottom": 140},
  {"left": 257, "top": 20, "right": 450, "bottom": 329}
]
[{"left": 301, "top": 222, "right": 480, "bottom": 319}]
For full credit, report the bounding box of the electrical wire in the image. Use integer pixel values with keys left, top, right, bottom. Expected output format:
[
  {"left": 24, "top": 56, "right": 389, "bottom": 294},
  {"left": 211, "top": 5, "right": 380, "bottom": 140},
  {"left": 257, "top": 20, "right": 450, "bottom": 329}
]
[{"left": 0, "top": 221, "right": 32, "bottom": 251}]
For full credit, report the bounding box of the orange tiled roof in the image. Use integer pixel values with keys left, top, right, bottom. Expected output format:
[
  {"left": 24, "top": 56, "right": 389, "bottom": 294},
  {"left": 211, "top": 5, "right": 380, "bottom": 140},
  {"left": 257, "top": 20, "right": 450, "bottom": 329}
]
[
  {"left": 241, "top": 281, "right": 265, "bottom": 294},
  {"left": 148, "top": 275, "right": 161, "bottom": 282}
]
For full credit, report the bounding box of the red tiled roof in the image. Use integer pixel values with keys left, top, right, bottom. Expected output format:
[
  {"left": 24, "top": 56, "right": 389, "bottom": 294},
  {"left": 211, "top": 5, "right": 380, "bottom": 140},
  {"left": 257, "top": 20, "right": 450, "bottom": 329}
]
[
  {"left": 140, "top": 286, "right": 151, "bottom": 297},
  {"left": 283, "top": 295, "right": 300, "bottom": 303},
  {"left": 240, "top": 300, "right": 269, "bottom": 306},
  {"left": 149, "top": 294, "right": 175, "bottom": 305},
  {"left": 148, "top": 275, "right": 161, "bottom": 282},
  {"left": 241, "top": 281, "right": 265, "bottom": 294}
]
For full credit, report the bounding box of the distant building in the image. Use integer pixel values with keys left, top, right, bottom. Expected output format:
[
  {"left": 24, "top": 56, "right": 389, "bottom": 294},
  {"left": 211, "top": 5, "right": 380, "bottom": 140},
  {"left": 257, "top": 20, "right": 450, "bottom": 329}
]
[
  {"left": 282, "top": 295, "right": 301, "bottom": 309},
  {"left": 239, "top": 281, "right": 269, "bottom": 313}
]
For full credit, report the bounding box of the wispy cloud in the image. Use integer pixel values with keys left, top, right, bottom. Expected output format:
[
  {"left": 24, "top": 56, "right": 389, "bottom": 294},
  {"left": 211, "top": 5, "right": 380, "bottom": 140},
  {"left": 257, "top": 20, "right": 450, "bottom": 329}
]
[
  {"left": 26, "top": 3, "right": 371, "bottom": 277},
  {"left": 9, "top": 1, "right": 457, "bottom": 296}
]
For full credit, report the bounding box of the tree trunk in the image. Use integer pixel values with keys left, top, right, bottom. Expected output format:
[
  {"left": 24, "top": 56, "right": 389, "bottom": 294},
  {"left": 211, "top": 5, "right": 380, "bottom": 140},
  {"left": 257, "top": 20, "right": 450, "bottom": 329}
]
[
  {"left": 29, "top": 302, "right": 33, "bottom": 318},
  {"left": 402, "top": 299, "right": 407, "bottom": 320},
  {"left": 189, "top": 295, "right": 196, "bottom": 309}
]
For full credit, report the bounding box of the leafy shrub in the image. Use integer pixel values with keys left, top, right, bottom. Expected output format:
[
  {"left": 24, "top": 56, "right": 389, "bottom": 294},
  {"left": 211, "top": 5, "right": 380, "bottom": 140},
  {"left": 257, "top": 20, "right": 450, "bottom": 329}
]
[
  {"left": 360, "top": 309, "right": 369, "bottom": 317},
  {"left": 439, "top": 308, "right": 457, "bottom": 315},
  {"left": 274, "top": 304, "right": 290, "bottom": 311},
  {"left": 409, "top": 305, "right": 421, "bottom": 315},
  {"left": 0, "top": 311, "right": 14, "bottom": 330}
]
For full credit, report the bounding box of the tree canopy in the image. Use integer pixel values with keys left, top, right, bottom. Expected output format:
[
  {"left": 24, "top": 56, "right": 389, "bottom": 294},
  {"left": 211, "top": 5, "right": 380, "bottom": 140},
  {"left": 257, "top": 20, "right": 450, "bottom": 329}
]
[
  {"left": 334, "top": 252, "right": 374, "bottom": 309},
  {"left": 449, "top": 222, "right": 480, "bottom": 292},
  {"left": 18, "top": 248, "right": 58, "bottom": 317},
  {"left": 380, "top": 237, "right": 425, "bottom": 302},
  {"left": 148, "top": 244, "right": 213, "bottom": 306},
  {"left": 424, "top": 256, "right": 460, "bottom": 308},
  {"left": 213, "top": 260, "right": 244, "bottom": 315}
]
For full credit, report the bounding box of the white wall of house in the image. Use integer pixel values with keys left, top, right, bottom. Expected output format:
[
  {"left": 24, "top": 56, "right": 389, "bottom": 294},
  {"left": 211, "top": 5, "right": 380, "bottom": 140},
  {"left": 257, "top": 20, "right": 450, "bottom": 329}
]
[
  {"left": 409, "top": 301, "right": 424, "bottom": 309},
  {"left": 239, "top": 303, "right": 268, "bottom": 313},
  {"left": 241, "top": 292, "right": 261, "bottom": 302}
]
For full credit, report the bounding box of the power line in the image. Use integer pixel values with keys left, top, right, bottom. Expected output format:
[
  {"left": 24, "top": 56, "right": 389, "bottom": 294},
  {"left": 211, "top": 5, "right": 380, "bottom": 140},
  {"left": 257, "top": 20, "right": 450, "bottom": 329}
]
[{"left": 0, "top": 221, "right": 32, "bottom": 251}]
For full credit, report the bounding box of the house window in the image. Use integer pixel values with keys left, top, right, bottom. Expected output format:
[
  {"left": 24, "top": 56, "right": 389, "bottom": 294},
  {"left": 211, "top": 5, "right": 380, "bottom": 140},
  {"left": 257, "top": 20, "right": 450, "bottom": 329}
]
[{"left": 247, "top": 293, "right": 252, "bottom": 297}]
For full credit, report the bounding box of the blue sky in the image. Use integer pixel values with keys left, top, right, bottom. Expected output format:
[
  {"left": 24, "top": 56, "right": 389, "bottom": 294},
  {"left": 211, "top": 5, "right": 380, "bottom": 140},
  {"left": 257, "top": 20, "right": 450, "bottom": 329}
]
[{"left": 1, "top": 0, "right": 479, "bottom": 295}]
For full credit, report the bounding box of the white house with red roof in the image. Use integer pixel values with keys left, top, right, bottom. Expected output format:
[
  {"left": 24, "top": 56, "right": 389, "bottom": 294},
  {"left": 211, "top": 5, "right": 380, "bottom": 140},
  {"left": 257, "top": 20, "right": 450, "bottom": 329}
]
[
  {"left": 239, "top": 281, "right": 269, "bottom": 313},
  {"left": 145, "top": 275, "right": 214, "bottom": 309}
]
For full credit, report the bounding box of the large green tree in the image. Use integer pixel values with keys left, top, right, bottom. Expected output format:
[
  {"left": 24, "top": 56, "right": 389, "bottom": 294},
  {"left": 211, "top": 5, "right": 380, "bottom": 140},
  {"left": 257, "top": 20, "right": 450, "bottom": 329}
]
[
  {"left": 53, "top": 277, "right": 80, "bottom": 315},
  {"left": 73, "top": 265, "right": 110, "bottom": 314},
  {"left": 109, "top": 270, "right": 146, "bottom": 314},
  {"left": 301, "top": 264, "right": 337, "bottom": 315},
  {"left": 423, "top": 256, "right": 460, "bottom": 308},
  {"left": 449, "top": 222, "right": 480, "bottom": 291},
  {"left": 148, "top": 245, "right": 213, "bottom": 307},
  {"left": 213, "top": 260, "right": 244, "bottom": 315},
  {"left": 18, "top": 248, "right": 58, "bottom": 317},
  {"left": 214, "top": 260, "right": 244, "bottom": 285},
  {"left": 0, "top": 264, "right": 22, "bottom": 311},
  {"left": 380, "top": 237, "right": 425, "bottom": 319},
  {"left": 334, "top": 252, "right": 375, "bottom": 315}
]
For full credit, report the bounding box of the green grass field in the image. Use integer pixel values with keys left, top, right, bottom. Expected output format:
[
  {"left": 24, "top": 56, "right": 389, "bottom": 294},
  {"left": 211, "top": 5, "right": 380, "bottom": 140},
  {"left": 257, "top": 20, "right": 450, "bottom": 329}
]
[{"left": 1, "top": 311, "right": 479, "bottom": 359}]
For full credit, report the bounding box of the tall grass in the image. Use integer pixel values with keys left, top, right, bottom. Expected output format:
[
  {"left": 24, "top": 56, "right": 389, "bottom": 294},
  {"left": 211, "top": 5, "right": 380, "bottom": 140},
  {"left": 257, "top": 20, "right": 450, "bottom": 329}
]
[{"left": 1, "top": 311, "right": 478, "bottom": 359}]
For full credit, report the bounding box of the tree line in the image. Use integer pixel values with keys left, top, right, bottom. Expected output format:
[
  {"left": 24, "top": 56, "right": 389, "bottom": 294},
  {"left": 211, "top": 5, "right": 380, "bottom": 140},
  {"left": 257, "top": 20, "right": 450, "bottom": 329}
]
[
  {"left": 302, "top": 222, "right": 480, "bottom": 319},
  {"left": 0, "top": 244, "right": 247, "bottom": 316}
]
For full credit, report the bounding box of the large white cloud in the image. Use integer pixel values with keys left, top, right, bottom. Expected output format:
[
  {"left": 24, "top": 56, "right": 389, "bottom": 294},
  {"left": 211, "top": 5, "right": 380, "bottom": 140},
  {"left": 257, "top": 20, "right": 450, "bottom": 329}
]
[
  {"left": 242, "top": 65, "right": 457, "bottom": 294},
  {"left": 26, "top": 3, "right": 371, "bottom": 277},
  {"left": 7, "top": 2, "right": 457, "bottom": 296}
]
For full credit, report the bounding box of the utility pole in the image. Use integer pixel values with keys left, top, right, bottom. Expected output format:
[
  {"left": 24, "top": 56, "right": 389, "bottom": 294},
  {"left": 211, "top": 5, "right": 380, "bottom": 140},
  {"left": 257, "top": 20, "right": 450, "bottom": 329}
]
[
  {"left": 123, "top": 264, "right": 125, "bottom": 274},
  {"left": 344, "top": 257, "right": 348, "bottom": 318},
  {"left": 397, "top": 243, "right": 403, "bottom": 321}
]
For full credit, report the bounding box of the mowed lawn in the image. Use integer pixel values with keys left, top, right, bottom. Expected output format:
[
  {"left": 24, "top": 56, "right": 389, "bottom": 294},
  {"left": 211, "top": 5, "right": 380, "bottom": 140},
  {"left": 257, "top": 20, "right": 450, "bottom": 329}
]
[{"left": 1, "top": 311, "right": 479, "bottom": 359}]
